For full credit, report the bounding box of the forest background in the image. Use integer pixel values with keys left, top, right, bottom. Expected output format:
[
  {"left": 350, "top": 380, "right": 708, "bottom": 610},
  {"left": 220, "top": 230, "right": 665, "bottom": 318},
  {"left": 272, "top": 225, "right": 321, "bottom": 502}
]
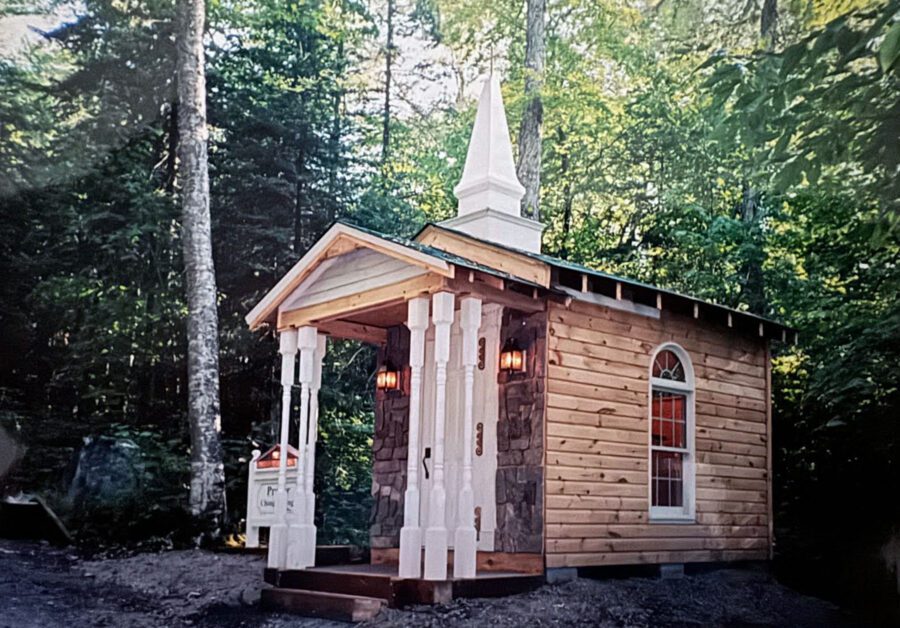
[{"left": 1, "top": 0, "right": 898, "bottom": 616}]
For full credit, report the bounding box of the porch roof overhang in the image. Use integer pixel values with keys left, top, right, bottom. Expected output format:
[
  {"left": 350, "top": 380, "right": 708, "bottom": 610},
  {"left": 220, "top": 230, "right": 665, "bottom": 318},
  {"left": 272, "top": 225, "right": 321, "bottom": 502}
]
[{"left": 245, "top": 222, "right": 546, "bottom": 339}]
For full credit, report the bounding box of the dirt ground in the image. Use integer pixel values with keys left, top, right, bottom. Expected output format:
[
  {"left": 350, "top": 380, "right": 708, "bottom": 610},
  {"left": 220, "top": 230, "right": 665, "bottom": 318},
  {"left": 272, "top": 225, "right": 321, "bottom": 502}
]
[{"left": 0, "top": 539, "right": 859, "bottom": 627}]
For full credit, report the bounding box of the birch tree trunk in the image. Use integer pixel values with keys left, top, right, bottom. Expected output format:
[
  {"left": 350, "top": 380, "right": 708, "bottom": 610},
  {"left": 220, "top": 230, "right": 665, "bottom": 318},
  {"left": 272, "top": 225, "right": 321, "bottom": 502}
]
[
  {"left": 516, "top": 0, "right": 546, "bottom": 222},
  {"left": 175, "top": 0, "right": 226, "bottom": 537},
  {"left": 381, "top": 0, "right": 395, "bottom": 163}
]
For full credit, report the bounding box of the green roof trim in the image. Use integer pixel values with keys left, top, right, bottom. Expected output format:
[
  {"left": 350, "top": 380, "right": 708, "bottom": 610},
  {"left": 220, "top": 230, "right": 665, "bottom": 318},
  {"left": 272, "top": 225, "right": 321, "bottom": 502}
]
[
  {"left": 326, "top": 219, "right": 793, "bottom": 337},
  {"left": 415, "top": 222, "right": 796, "bottom": 335}
]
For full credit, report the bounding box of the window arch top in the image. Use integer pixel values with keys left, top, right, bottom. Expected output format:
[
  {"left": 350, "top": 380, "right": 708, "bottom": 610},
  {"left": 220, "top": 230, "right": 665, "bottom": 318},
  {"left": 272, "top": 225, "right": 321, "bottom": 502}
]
[{"left": 652, "top": 349, "right": 686, "bottom": 382}]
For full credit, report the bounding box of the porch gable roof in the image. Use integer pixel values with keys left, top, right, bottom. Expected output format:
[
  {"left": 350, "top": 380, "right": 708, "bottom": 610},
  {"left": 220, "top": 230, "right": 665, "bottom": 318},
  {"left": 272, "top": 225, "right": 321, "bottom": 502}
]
[{"left": 245, "top": 221, "right": 542, "bottom": 330}]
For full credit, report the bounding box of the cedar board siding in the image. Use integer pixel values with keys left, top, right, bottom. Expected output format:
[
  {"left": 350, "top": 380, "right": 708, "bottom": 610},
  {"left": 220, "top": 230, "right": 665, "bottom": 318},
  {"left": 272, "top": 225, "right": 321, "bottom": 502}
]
[{"left": 544, "top": 298, "right": 772, "bottom": 568}]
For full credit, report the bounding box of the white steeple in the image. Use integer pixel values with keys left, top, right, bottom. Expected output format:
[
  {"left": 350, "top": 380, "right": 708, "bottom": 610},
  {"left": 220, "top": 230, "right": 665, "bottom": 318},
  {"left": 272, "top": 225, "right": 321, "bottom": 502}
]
[{"left": 441, "top": 74, "right": 545, "bottom": 253}]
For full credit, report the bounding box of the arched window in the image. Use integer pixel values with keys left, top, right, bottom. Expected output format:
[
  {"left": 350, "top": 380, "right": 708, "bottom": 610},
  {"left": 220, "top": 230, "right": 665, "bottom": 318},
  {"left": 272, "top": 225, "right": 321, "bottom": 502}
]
[{"left": 649, "top": 344, "right": 695, "bottom": 521}]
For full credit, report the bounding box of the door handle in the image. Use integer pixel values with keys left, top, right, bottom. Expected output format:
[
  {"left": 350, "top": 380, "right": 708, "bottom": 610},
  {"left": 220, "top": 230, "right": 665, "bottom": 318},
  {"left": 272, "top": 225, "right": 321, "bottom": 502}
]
[{"left": 422, "top": 447, "right": 431, "bottom": 480}]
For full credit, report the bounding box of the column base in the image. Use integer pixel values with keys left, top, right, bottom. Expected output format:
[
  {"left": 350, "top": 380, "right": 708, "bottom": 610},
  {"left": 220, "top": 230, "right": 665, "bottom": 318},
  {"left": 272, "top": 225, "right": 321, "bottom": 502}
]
[
  {"left": 423, "top": 527, "right": 448, "bottom": 580},
  {"left": 452, "top": 526, "right": 477, "bottom": 579},
  {"left": 285, "top": 523, "right": 303, "bottom": 569},
  {"left": 286, "top": 524, "right": 317, "bottom": 570},
  {"left": 298, "top": 524, "right": 317, "bottom": 568},
  {"left": 267, "top": 523, "right": 287, "bottom": 569},
  {"left": 398, "top": 526, "right": 422, "bottom": 578}
]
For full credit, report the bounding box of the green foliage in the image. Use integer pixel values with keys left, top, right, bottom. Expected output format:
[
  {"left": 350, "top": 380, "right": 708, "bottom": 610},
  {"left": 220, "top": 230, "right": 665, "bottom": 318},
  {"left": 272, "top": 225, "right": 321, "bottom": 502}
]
[{"left": 62, "top": 423, "right": 195, "bottom": 549}]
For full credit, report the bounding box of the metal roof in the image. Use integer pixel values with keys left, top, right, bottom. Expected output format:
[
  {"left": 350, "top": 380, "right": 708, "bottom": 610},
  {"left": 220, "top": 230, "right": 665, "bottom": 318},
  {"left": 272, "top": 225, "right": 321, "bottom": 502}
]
[{"left": 413, "top": 222, "right": 796, "bottom": 337}]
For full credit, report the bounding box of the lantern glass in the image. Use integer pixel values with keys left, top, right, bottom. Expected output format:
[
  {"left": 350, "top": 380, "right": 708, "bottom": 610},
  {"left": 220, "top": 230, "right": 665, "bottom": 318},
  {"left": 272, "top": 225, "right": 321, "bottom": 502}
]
[
  {"left": 500, "top": 339, "right": 526, "bottom": 373},
  {"left": 376, "top": 363, "right": 399, "bottom": 390}
]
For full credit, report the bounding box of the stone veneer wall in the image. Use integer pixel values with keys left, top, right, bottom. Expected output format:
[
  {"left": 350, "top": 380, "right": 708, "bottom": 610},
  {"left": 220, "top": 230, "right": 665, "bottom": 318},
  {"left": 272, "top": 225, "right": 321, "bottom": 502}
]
[
  {"left": 369, "top": 325, "right": 410, "bottom": 549},
  {"left": 495, "top": 308, "right": 546, "bottom": 553},
  {"left": 368, "top": 310, "right": 547, "bottom": 554}
]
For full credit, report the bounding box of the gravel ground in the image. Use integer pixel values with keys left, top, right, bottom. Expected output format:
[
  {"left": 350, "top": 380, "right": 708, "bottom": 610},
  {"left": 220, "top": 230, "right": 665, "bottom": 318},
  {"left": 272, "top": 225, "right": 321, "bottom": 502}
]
[{"left": 0, "top": 539, "right": 857, "bottom": 627}]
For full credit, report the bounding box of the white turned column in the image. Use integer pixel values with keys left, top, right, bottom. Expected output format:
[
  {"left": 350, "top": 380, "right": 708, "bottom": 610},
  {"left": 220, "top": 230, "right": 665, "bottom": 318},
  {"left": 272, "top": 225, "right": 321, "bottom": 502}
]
[
  {"left": 268, "top": 328, "right": 297, "bottom": 569},
  {"left": 424, "top": 291, "right": 454, "bottom": 580},
  {"left": 287, "top": 326, "right": 317, "bottom": 569},
  {"left": 399, "top": 297, "right": 430, "bottom": 578},
  {"left": 302, "top": 334, "right": 326, "bottom": 545},
  {"left": 454, "top": 297, "right": 481, "bottom": 579}
]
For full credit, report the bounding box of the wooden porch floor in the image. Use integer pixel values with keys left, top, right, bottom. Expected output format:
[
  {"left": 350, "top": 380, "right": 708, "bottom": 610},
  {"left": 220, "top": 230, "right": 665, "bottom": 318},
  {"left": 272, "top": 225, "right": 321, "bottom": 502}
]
[{"left": 262, "top": 561, "right": 546, "bottom": 619}]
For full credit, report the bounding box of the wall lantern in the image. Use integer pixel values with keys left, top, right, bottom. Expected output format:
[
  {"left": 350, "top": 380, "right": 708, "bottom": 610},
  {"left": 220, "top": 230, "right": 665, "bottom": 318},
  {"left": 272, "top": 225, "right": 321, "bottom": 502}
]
[
  {"left": 499, "top": 338, "right": 526, "bottom": 373},
  {"left": 376, "top": 361, "right": 400, "bottom": 390}
]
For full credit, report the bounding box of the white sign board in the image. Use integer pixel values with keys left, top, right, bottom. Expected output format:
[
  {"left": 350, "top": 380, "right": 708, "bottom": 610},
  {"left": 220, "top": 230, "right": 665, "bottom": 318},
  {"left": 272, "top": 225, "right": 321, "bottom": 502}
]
[{"left": 245, "top": 445, "right": 299, "bottom": 548}]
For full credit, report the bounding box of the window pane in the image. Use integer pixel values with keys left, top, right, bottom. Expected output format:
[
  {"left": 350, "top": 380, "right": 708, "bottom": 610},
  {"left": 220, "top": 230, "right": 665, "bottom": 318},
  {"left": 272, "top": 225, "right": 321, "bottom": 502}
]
[
  {"left": 652, "top": 391, "right": 686, "bottom": 449},
  {"left": 653, "top": 350, "right": 685, "bottom": 381},
  {"left": 651, "top": 451, "right": 684, "bottom": 508}
]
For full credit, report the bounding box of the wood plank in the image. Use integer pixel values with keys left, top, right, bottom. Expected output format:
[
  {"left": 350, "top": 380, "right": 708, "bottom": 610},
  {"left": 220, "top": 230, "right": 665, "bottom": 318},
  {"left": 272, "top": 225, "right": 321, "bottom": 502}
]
[
  {"left": 260, "top": 588, "right": 385, "bottom": 622},
  {"left": 546, "top": 536, "right": 768, "bottom": 554},
  {"left": 548, "top": 465, "right": 647, "bottom": 485},
  {"left": 549, "top": 317, "right": 764, "bottom": 369},
  {"left": 695, "top": 414, "right": 767, "bottom": 434},
  {"left": 545, "top": 509, "right": 766, "bottom": 527},
  {"left": 546, "top": 524, "right": 769, "bottom": 540},
  {"left": 549, "top": 361, "right": 767, "bottom": 403},
  {"left": 694, "top": 463, "right": 768, "bottom": 481},
  {"left": 317, "top": 320, "right": 388, "bottom": 345},
  {"left": 445, "top": 275, "right": 545, "bottom": 314},
  {"left": 547, "top": 422, "right": 647, "bottom": 445},
  {"left": 696, "top": 438, "right": 767, "bottom": 458},
  {"left": 547, "top": 436, "right": 645, "bottom": 459},
  {"left": 545, "top": 510, "right": 650, "bottom": 525},
  {"left": 696, "top": 426, "right": 767, "bottom": 446},
  {"left": 548, "top": 345, "right": 767, "bottom": 391},
  {"left": 278, "top": 274, "right": 443, "bottom": 329},
  {"left": 546, "top": 451, "right": 646, "bottom": 472},
  {"left": 695, "top": 487, "right": 767, "bottom": 503},
  {"left": 545, "top": 549, "right": 768, "bottom": 568},
  {"left": 548, "top": 392, "right": 646, "bottom": 419},
  {"left": 697, "top": 451, "right": 766, "bottom": 468},
  {"left": 696, "top": 475, "right": 768, "bottom": 492},
  {"left": 564, "top": 298, "right": 765, "bottom": 353},
  {"left": 548, "top": 407, "right": 645, "bottom": 431},
  {"left": 547, "top": 479, "right": 647, "bottom": 498},
  {"left": 550, "top": 304, "right": 764, "bottom": 358},
  {"left": 546, "top": 494, "right": 648, "bottom": 511},
  {"left": 416, "top": 225, "right": 552, "bottom": 287}
]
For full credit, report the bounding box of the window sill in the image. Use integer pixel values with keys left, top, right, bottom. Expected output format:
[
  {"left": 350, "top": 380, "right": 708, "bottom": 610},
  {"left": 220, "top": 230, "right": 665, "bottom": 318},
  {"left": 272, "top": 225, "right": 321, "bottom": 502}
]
[{"left": 649, "top": 514, "right": 695, "bottom": 524}]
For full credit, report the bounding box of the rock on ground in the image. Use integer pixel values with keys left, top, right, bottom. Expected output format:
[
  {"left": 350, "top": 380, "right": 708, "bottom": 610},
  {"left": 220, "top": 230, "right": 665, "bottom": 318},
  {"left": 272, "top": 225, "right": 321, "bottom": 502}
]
[{"left": 0, "top": 540, "right": 854, "bottom": 627}]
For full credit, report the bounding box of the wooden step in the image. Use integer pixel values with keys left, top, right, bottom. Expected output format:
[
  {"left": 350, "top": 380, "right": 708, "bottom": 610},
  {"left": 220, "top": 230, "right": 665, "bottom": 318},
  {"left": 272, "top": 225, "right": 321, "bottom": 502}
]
[
  {"left": 260, "top": 587, "right": 386, "bottom": 622},
  {"left": 276, "top": 568, "right": 395, "bottom": 602}
]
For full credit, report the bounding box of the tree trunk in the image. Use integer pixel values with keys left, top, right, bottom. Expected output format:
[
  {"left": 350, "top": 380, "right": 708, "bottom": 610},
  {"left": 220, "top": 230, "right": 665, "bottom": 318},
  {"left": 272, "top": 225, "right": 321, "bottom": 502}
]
[
  {"left": 557, "top": 128, "right": 574, "bottom": 260},
  {"left": 738, "top": 180, "right": 767, "bottom": 315},
  {"left": 515, "top": 0, "right": 546, "bottom": 222},
  {"left": 381, "top": 0, "right": 394, "bottom": 163},
  {"left": 760, "top": 0, "right": 778, "bottom": 50},
  {"left": 175, "top": 0, "right": 226, "bottom": 539}
]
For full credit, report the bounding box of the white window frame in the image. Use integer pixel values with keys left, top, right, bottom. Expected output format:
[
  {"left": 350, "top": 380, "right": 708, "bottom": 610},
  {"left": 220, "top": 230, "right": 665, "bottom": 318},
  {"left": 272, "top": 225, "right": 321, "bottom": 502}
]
[{"left": 648, "top": 343, "right": 696, "bottom": 522}]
